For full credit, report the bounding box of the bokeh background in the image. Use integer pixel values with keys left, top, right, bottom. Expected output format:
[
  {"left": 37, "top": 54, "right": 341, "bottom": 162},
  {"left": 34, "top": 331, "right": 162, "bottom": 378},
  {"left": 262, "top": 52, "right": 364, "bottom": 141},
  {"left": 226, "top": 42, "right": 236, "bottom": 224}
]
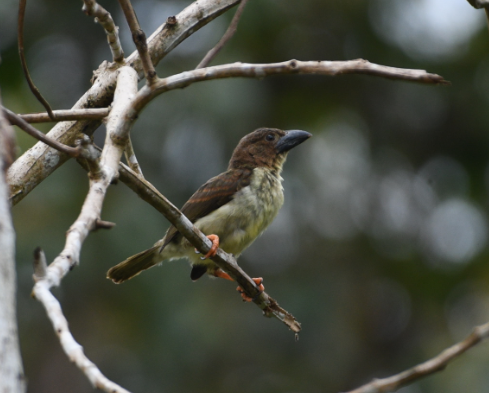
[{"left": 2, "top": 0, "right": 489, "bottom": 392}]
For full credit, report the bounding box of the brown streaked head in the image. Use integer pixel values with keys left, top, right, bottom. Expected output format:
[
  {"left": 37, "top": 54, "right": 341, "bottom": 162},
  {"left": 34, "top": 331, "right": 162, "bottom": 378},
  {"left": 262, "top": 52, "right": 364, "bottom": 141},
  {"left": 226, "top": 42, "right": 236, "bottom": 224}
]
[{"left": 228, "top": 128, "right": 311, "bottom": 170}]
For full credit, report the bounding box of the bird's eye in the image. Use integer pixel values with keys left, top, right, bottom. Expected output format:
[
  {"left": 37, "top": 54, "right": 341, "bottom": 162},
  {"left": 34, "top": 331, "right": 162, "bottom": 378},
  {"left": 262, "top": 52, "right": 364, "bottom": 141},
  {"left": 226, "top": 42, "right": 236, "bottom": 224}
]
[{"left": 265, "top": 134, "right": 275, "bottom": 142}]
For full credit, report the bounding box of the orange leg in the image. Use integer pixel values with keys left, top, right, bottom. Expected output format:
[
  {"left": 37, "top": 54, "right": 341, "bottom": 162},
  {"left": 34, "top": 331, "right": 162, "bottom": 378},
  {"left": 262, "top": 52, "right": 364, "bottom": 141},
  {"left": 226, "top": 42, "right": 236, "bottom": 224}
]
[
  {"left": 198, "top": 234, "right": 219, "bottom": 259},
  {"left": 214, "top": 269, "right": 265, "bottom": 302}
]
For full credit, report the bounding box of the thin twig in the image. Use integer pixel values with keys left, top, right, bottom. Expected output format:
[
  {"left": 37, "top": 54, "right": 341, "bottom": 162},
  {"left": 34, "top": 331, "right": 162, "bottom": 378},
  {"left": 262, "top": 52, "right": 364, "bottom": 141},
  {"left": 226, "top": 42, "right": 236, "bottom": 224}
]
[
  {"left": 346, "top": 322, "right": 489, "bottom": 393},
  {"left": 124, "top": 136, "right": 144, "bottom": 177},
  {"left": 118, "top": 0, "right": 157, "bottom": 85},
  {"left": 4, "top": 108, "right": 82, "bottom": 157},
  {"left": 82, "top": 0, "right": 125, "bottom": 63},
  {"left": 196, "top": 0, "right": 250, "bottom": 69},
  {"left": 18, "top": 108, "right": 110, "bottom": 123},
  {"left": 18, "top": 0, "right": 54, "bottom": 119},
  {"left": 31, "top": 67, "right": 138, "bottom": 393}
]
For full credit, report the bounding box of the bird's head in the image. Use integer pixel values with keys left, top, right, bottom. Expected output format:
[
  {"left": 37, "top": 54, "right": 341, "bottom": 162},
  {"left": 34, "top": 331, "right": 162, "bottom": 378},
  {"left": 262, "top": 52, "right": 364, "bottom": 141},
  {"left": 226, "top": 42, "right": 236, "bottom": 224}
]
[{"left": 229, "top": 128, "right": 311, "bottom": 171}]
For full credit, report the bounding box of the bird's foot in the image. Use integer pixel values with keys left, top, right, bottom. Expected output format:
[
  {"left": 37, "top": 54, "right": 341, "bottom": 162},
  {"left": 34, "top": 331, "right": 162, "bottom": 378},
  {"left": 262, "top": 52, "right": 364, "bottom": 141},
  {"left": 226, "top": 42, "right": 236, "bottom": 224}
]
[
  {"left": 196, "top": 234, "right": 220, "bottom": 259},
  {"left": 213, "top": 269, "right": 264, "bottom": 302},
  {"left": 237, "top": 277, "right": 264, "bottom": 302}
]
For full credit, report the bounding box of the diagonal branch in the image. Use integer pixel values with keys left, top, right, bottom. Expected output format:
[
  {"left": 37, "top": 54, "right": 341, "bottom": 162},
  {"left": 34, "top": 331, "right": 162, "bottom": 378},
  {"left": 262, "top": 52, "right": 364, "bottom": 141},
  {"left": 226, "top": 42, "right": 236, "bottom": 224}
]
[
  {"left": 82, "top": 0, "right": 125, "bottom": 64},
  {"left": 4, "top": 108, "right": 83, "bottom": 157},
  {"left": 346, "top": 321, "right": 489, "bottom": 393},
  {"left": 118, "top": 0, "right": 157, "bottom": 85},
  {"left": 18, "top": 0, "right": 54, "bottom": 119},
  {"left": 123, "top": 135, "right": 144, "bottom": 177},
  {"left": 118, "top": 163, "right": 301, "bottom": 332},
  {"left": 196, "top": 0, "right": 250, "bottom": 69},
  {"left": 8, "top": 0, "right": 242, "bottom": 206}
]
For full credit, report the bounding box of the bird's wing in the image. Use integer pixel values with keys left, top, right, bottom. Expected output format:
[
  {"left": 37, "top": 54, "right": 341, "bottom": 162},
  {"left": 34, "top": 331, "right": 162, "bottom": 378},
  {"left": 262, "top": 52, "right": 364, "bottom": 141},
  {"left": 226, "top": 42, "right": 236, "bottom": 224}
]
[{"left": 161, "top": 168, "right": 253, "bottom": 249}]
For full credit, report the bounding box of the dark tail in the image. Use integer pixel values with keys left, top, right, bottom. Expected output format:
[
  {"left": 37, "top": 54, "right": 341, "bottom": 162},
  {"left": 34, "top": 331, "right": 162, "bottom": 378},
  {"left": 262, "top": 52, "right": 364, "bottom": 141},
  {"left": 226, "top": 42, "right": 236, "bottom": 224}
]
[{"left": 107, "top": 246, "right": 160, "bottom": 284}]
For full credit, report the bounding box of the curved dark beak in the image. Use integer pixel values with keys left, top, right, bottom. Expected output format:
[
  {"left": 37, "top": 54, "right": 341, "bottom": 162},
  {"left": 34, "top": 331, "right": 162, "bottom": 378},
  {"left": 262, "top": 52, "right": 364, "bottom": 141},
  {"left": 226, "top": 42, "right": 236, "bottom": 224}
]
[{"left": 276, "top": 130, "right": 312, "bottom": 154}]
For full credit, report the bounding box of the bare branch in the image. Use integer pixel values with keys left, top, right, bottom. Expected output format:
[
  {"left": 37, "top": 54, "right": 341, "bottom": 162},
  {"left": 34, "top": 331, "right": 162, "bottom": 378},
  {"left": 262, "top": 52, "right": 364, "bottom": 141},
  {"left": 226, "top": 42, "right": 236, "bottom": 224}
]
[
  {"left": 8, "top": 0, "right": 241, "bottom": 206},
  {"left": 18, "top": 108, "right": 110, "bottom": 123},
  {"left": 347, "top": 322, "right": 489, "bottom": 393},
  {"left": 196, "top": 0, "right": 250, "bottom": 69},
  {"left": 124, "top": 135, "right": 144, "bottom": 177},
  {"left": 180, "top": 60, "right": 449, "bottom": 95},
  {"left": 33, "top": 249, "right": 132, "bottom": 393},
  {"left": 121, "top": 59, "right": 449, "bottom": 125},
  {"left": 31, "top": 66, "right": 138, "bottom": 392},
  {"left": 82, "top": 0, "right": 125, "bottom": 64},
  {"left": 18, "top": 0, "right": 54, "bottom": 119},
  {"left": 0, "top": 95, "right": 25, "bottom": 393},
  {"left": 118, "top": 0, "right": 157, "bottom": 85},
  {"left": 4, "top": 108, "right": 83, "bottom": 158}
]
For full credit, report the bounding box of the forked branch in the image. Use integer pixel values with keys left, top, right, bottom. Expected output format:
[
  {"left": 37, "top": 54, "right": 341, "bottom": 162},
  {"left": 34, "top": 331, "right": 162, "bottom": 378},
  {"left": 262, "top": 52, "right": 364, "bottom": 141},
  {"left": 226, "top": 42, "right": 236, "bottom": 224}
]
[
  {"left": 8, "top": 0, "right": 242, "bottom": 206},
  {"left": 4, "top": 108, "right": 83, "bottom": 157}
]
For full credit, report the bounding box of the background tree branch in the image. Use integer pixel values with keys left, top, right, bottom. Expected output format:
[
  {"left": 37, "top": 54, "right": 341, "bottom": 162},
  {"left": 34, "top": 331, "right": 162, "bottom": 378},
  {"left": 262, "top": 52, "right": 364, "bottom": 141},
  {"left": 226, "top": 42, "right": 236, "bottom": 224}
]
[{"left": 347, "top": 321, "right": 489, "bottom": 393}]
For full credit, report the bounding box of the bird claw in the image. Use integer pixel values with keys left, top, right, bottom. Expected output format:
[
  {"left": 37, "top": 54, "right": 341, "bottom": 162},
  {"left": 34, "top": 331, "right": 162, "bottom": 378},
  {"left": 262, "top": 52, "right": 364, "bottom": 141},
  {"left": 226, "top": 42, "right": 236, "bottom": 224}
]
[
  {"left": 202, "top": 234, "right": 219, "bottom": 259},
  {"left": 237, "top": 277, "right": 264, "bottom": 302}
]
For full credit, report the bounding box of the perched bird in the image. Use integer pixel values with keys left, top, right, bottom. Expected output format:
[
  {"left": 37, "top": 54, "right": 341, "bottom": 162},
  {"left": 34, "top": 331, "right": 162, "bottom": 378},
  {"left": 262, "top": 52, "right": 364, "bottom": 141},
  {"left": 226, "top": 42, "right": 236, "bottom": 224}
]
[{"left": 107, "top": 128, "right": 311, "bottom": 300}]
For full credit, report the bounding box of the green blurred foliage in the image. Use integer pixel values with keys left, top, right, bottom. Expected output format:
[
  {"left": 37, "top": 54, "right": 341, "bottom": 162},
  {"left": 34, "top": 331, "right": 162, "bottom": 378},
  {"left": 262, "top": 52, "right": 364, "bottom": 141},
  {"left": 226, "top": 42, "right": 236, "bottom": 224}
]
[{"left": 2, "top": 0, "right": 489, "bottom": 392}]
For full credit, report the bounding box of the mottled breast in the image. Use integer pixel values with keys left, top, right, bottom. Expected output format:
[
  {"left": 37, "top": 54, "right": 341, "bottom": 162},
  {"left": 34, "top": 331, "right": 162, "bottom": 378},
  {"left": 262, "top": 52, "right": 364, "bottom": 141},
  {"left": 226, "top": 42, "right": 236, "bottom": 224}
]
[{"left": 193, "top": 167, "right": 284, "bottom": 256}]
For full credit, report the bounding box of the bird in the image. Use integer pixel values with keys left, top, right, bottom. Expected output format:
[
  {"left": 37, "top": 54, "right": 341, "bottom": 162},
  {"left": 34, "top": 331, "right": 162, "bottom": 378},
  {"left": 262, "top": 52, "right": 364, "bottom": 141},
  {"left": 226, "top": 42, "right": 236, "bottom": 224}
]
[{"left": 107, "top": 128, "right": 311, "bottom": 300}]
